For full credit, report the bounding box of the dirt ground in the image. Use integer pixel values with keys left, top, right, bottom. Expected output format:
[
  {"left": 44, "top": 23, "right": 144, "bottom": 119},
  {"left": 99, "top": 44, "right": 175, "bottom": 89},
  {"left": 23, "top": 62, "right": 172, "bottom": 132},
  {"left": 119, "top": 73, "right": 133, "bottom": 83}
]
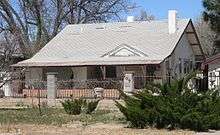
[{"left": 0, "top": 123, "right": 196, "bottom": 135}]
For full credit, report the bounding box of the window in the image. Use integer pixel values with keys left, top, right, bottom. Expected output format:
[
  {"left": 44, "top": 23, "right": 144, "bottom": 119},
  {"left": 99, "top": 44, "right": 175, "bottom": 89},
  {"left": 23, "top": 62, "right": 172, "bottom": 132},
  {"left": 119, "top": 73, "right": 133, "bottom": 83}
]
[
  {"left": 106, "top": 66, "right": 117, "bottom": 78},
  {"left": 146, "top": 65, "right": 157, "bottom": 76},
  {"left": 179, "top": 58, "right": 182, "bottom": 74},
  {"left": 184, "top": 60, "right": 189, "bottom": 74},
  {"left": 218, "top": 71, "right": 220, "bottom": 86},
  {"left": 183, "top": 59, "right": 193, "bottom": 74},
  {"left": 165, "top": 60, "right": 171, "bottom": 84},
  {"left": 190, "top": 61, "right": 193, "bottom": 70},
  {"left": 166, "top": 60, "right": 170, "bottom": 71}
]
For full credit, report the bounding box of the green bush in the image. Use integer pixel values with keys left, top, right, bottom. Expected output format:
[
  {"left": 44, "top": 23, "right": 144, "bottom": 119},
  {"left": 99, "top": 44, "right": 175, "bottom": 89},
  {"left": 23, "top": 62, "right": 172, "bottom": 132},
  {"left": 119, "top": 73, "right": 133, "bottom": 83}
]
[
  {"left": 86, "top": 100, "right": 100, "bottom": 114},
  {"left": 116, "top": 73, "right": 220, "bottom": 131},
  {"left": 61, "top": 99, "right": 85, "bottom": 115},
  {"left": 61, "top": 99, "right": 99, "bottom": 115},
  {"left": 180, "top": 112, "right": 206, "bottom": 131}
]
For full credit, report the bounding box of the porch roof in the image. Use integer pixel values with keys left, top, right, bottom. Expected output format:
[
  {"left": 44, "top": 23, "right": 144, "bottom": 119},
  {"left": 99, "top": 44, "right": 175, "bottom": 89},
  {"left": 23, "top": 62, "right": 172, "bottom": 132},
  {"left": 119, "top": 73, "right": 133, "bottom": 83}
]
[
  {"left": 203, "top": 53, "right": 220, "bottom": 66},
  {"left": 202, "top": 53, "right": 220, "bottom": 70},
  {"left": 12, "top": 57, "right": 162, "bottom": 67}
]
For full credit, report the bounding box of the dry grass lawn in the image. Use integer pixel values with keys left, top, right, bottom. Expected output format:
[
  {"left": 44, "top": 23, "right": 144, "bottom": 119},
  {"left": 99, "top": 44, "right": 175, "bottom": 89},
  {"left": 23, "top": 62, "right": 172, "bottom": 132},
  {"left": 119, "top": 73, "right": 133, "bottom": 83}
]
[{"left": 0, "top": 107, "right": 196, "bottom": 135}]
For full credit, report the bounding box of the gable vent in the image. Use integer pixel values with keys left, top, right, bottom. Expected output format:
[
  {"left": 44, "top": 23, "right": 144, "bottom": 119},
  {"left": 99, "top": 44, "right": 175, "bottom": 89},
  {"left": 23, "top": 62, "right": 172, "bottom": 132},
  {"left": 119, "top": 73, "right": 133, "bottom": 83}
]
[
  {"left": 95, "top": 25, "right": 106, "bottom": 30},
  {"left": 102, "top": 44, "right": 148, "bottom": 57},
  {"left": 119, "top": 25, "right": 132, "bottom": 28}
]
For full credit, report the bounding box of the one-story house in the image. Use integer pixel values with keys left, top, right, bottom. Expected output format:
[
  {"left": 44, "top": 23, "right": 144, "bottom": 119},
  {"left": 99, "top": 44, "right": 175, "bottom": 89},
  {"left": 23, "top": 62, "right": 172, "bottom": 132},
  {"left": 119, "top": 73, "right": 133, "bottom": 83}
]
[{"left": 13, "top": 10, "right": 205, "bottom": 88}]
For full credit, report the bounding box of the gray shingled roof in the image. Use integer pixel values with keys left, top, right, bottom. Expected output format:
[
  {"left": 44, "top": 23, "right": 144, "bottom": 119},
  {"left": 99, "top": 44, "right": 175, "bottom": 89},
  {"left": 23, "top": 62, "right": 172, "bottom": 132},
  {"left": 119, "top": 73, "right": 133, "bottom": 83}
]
[{"left": 14, "top": 19, "right": 190, "bottom": 67}]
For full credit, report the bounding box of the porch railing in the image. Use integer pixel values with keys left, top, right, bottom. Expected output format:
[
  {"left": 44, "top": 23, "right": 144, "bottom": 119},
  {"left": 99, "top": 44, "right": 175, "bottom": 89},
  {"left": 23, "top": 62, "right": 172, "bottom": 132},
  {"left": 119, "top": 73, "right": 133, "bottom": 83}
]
[
  {"left": 10, "top": 79, "right": 122, "bottom": 99},
  {"left": 8, "top": 75, "right": 218, "bottom": 99}
]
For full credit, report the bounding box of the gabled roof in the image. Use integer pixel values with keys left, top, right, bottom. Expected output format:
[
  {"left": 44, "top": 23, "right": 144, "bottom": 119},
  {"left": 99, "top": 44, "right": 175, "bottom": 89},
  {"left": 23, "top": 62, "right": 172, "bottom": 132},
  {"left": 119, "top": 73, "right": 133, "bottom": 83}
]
[{"left": 13, "top": 19, "right": 201, "bottom": 67}]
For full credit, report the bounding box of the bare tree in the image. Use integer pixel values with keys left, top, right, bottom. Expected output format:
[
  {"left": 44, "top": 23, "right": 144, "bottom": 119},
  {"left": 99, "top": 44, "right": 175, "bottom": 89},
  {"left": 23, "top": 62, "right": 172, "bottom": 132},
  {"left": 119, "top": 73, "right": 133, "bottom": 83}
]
[
  {"left": 0, "top": 32, "right": 23, "bottom": 89},
  {"left": 0, "top": 0, "right": 132, "bottom": 57},
  {"left": 195, "top": 17, "right": 217, "bottom": 56}
]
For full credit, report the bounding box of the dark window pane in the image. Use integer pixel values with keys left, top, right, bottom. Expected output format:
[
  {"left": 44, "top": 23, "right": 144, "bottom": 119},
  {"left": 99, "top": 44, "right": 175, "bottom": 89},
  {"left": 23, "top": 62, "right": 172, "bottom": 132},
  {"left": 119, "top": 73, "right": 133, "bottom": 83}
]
[{"left": 106, "top": 66, "right": 116, "bottom": 78}]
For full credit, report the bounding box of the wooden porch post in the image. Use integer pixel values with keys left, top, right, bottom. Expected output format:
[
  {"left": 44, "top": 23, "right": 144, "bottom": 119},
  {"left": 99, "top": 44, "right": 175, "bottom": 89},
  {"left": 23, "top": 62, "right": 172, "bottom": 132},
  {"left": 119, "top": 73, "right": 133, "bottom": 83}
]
[{"left": 100, "top": 66, "right": 106, "bottom": 80}]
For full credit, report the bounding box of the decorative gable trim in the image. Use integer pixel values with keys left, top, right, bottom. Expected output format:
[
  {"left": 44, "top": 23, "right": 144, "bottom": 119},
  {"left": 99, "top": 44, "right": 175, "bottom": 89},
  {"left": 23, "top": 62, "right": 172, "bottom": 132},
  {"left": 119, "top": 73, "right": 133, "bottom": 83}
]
[{"left": 101, "top": 44, "right": 148, "bottom": 57}]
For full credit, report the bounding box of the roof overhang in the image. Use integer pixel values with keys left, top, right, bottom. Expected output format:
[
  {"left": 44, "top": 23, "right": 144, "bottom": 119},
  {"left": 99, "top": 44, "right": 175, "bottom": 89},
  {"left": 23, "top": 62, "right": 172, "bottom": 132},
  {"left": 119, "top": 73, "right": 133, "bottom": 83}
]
[
  {"left": 12, "top": 58, "right": 162, "bottom": 67},
  {"left": 202, "top": 53, "right": 220, "bottom": 66},
  {"left": 185, "top": 20, "right": 205, "bottom": 61}
]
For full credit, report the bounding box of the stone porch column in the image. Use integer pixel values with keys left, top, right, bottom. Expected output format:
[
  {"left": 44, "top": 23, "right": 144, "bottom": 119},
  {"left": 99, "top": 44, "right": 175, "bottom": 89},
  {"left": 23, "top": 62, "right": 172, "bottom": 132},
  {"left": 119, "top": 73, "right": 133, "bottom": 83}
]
[
  {"left": 123, "top": 71, "right": 134, "bottom": 94},
  {"left": 47, "top": 72, "right": 57, "bottom": 106}
]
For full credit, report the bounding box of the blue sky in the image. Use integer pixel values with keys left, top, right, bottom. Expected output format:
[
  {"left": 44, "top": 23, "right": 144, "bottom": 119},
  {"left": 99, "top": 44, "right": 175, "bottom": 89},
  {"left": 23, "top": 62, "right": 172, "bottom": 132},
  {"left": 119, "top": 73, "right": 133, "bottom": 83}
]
[{"left": 133, "top": 0, "right": 204, "bottom": 20}]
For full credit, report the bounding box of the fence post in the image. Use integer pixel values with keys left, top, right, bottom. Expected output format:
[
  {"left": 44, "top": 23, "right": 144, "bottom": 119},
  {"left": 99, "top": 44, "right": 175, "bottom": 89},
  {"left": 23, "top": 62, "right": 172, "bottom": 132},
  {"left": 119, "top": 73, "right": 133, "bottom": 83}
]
[
  {"left": 47, "top": 72, "right": 57, "bottom": 106},
  {"left": 123, "top": 71, "right": 134, "bottom": 95}
]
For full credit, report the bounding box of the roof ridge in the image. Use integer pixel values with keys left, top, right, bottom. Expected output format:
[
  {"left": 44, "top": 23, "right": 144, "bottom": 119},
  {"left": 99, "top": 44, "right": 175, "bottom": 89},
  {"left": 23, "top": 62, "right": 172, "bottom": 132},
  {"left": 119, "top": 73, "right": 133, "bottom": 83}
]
[{"left": 66, "top": 18, "right": 191, "bottom": 27}]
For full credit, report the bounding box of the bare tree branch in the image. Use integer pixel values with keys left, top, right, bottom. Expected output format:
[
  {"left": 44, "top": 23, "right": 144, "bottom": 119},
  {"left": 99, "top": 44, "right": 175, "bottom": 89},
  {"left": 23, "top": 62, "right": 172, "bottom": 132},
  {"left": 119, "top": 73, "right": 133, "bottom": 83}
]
[
  {"left": 0, "top": 0, "right": 132, "bottom": 56},
  {"left": 195, "top": 17, "right": 217, "bottom": 56}
]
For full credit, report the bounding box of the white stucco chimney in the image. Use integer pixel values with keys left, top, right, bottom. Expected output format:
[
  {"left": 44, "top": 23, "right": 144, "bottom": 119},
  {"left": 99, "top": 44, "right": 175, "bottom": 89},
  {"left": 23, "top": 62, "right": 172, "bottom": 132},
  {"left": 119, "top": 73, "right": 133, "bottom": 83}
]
[
  {"left": 127, "top": 16, "right": 135, "bottom": 22},
  {"left": 168, "top": 10, "right": 177, "bottom": 34}
]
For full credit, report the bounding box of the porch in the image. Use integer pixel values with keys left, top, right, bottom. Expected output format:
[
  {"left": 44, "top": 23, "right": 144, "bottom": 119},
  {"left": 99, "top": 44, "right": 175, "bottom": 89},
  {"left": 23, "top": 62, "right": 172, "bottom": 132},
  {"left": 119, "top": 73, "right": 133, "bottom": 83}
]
[
  {"left": 10, "top": 75, "right": 164, "bottom": 99},
  {"left": 25, "top": 65, "right": 164, "bottom": 89},
  {"left": 4, "top": 64, "right": 168, "bottom": 100}
]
